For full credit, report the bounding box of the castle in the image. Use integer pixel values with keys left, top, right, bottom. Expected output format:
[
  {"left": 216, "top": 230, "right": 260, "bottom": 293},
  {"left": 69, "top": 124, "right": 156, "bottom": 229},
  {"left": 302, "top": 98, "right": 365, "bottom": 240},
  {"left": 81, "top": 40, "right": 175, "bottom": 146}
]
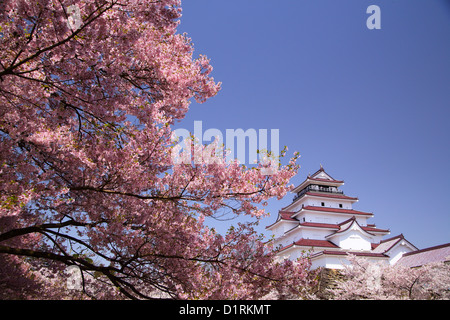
[{"left": 266, "top": 166, "right": 419, "bottom": 269}]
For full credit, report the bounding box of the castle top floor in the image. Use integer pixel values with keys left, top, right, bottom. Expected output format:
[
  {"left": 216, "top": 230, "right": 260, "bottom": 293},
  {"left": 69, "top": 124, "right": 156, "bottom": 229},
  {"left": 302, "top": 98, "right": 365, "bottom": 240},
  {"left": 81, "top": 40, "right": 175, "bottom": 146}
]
[{"left": 284, "top": 166, "right": 358, "bottom": 213}]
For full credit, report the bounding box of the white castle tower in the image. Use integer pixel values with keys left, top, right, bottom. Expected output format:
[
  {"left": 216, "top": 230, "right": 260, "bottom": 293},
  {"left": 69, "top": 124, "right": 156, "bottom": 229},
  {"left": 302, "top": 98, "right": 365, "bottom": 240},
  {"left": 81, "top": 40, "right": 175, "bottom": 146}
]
[{"left": 266, "top": 166, "right": 418, "bottom": 269}]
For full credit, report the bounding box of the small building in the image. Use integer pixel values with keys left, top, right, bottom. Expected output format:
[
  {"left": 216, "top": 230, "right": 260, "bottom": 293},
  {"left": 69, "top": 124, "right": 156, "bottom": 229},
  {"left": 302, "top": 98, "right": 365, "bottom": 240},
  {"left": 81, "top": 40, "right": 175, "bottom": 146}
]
[
  {"left": 396, "top": 243, "right": 450, "bottom": 268},
  {"left": 266, "top": 166, "right": 419, "bottom": 269}
]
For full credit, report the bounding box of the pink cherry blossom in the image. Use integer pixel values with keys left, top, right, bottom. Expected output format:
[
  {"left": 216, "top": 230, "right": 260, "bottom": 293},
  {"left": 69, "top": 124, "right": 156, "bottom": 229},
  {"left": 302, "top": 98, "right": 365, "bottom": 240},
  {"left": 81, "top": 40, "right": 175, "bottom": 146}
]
[
  {"left": 0, "top": 0, "right": 312, "bottom": 299},
  {"left": 328, "top": 254, "right": 450, "bottom": 300}
]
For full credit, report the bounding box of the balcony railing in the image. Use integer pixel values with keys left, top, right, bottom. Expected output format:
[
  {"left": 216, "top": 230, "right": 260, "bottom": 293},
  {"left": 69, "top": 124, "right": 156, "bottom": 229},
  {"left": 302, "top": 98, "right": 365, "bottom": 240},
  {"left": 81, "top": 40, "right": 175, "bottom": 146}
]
[{"left": 293, "top": 184, "right": 344, "bottom": 202}]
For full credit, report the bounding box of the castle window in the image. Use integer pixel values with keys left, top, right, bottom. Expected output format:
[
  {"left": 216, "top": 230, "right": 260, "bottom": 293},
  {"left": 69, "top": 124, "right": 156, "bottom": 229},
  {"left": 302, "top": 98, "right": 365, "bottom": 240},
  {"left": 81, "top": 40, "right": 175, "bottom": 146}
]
[
  {"left": 321, "top": 202, "right": 325, "bottom": 206},
  {"left": 339, "top": 204, "right": 343, "bottom": 208}
]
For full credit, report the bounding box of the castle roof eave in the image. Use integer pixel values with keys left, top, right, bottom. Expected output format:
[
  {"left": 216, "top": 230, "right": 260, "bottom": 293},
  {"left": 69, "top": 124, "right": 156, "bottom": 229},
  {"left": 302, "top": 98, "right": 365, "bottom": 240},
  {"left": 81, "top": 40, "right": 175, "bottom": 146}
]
[
  {"left": 280, "top": 219, "right": 388, "bottom": 239},
  {"left": 310, "top": 250, "right": 390, "bottom": 260},
  {"left": 291, "top": 205, "right": 373, "bottom": 219},
  {"left": 292, "top": 166, "right": 345, "bottom": 194},
  {"left": 283, "top": 192, "right": 359, "bottom": 211},
  {"left": 325, "top": 217, "right": 377, "bottom": 240},
  {"left": 265, "top": 211, "right": 298, "bottom": 229},
  {"left": 265, "top": 219, "right": 298, "bottom": 230},
  {"left": 292, "top": 177, "right": 344, "bottom": 194},
  {"left": 305, "top": 192, "right": 359, "bottom": 201},
  {"left": 276, "top": 239, "right": 341, "bottom": 253}
]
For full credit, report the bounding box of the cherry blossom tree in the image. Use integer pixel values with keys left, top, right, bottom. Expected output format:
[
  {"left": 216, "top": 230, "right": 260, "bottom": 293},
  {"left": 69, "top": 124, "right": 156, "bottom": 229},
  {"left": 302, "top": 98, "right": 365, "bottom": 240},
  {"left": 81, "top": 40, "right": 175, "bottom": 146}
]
[
  {"left": 0, "top": 0, "right": 313, "bottom": 299},
  {"left": 328, "top": 255, "right": 450, "bottom": 300}
]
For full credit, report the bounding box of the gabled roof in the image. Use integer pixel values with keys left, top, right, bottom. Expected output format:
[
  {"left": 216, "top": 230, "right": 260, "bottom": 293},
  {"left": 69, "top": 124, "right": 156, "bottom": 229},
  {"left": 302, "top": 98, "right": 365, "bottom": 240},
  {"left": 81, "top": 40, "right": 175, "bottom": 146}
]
[
  {"left": 372, "top": 234, "right": 418, "bottom": 254},
  {"left": 396, "top": 243, "right": 450, "bottom": 268},
  {"left": 292, "top": 166, "right": 344, "bottom": 193},
  {"left": 326, "top": 217, "right": 377, "bottom": 240},
  {"left": 309, "top": 165, "right": 342, "bottom": 183}
]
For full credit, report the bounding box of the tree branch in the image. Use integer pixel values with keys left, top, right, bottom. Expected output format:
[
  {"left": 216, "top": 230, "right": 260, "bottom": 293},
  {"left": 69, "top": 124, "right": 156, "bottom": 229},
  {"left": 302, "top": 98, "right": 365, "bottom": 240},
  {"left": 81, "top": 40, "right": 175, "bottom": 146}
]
[
  {"left": 0, "top": 1, "right": 116, "bottom": 78},
  {"left": 0, "top": 220, "right": 92, "bottom": 243}
]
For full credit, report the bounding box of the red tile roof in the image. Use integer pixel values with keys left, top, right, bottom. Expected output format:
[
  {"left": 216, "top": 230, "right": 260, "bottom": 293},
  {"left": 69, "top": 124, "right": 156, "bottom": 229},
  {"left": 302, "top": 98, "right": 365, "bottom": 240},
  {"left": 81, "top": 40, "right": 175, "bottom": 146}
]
[
  {"left": 283, "top": 191, "right": 359, "bottom": 211},
  {"left": 268, "top": 208, "right": 387, "bottom": 233},
  {"left": 279, "top": 211, "right": 296, "bottom": 221},
  {"left": 265, "top": 211, "right": 298, "bottom": 229},
  {"left": 293, "top": 238, "right": 340, "bottom": 248},
  {"left": 311, "top": 250, "right": 389, "bottom": 258},
  {"left": 397, "top": 243, "right": 450, "bottom": 267},
  {"left": 302, "top": 205, "right": 372, "bottom": 216},
  {"left": 362, "top": 225, "right": 390, "bottom": 233},
  {"left": 307, "top": 177, "right": 344, "bottom": 184},
  {"left": 277, "top": 238, "right": 340, "bottom": 253},
  {"left": 299, "top": 222, "right": 340, "bottom": 229},
  {"left": 305, "top": 192, "right": 358, "bottom": 201},
  {"left": 309, "top": 166, "right": 340, "bottom": 181}
]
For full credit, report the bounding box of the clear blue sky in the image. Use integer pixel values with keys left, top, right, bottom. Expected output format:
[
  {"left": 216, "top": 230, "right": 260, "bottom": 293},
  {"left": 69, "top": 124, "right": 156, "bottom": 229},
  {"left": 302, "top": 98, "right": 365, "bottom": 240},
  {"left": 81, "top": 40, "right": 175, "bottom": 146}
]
[{"left": 175, "top": 0, "right": 450, "bottom": 249}]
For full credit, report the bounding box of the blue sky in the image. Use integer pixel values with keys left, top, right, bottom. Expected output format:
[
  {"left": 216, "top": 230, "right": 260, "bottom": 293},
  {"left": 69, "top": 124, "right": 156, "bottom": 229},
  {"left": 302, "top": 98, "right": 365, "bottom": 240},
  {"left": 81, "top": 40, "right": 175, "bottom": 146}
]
[{"left": 175, "top": 0, "right": 450, "bottom": 249}]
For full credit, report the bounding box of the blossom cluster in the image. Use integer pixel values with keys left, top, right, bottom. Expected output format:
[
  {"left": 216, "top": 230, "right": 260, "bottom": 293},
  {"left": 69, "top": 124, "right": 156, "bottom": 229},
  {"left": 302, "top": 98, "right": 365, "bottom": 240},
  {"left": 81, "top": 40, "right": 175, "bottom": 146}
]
[
  {"left": 328, "top": 255, "right": 450, "bottom": 300},
  {"left": 0, "top": 0, "right": 312, "bottom": 299}
]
